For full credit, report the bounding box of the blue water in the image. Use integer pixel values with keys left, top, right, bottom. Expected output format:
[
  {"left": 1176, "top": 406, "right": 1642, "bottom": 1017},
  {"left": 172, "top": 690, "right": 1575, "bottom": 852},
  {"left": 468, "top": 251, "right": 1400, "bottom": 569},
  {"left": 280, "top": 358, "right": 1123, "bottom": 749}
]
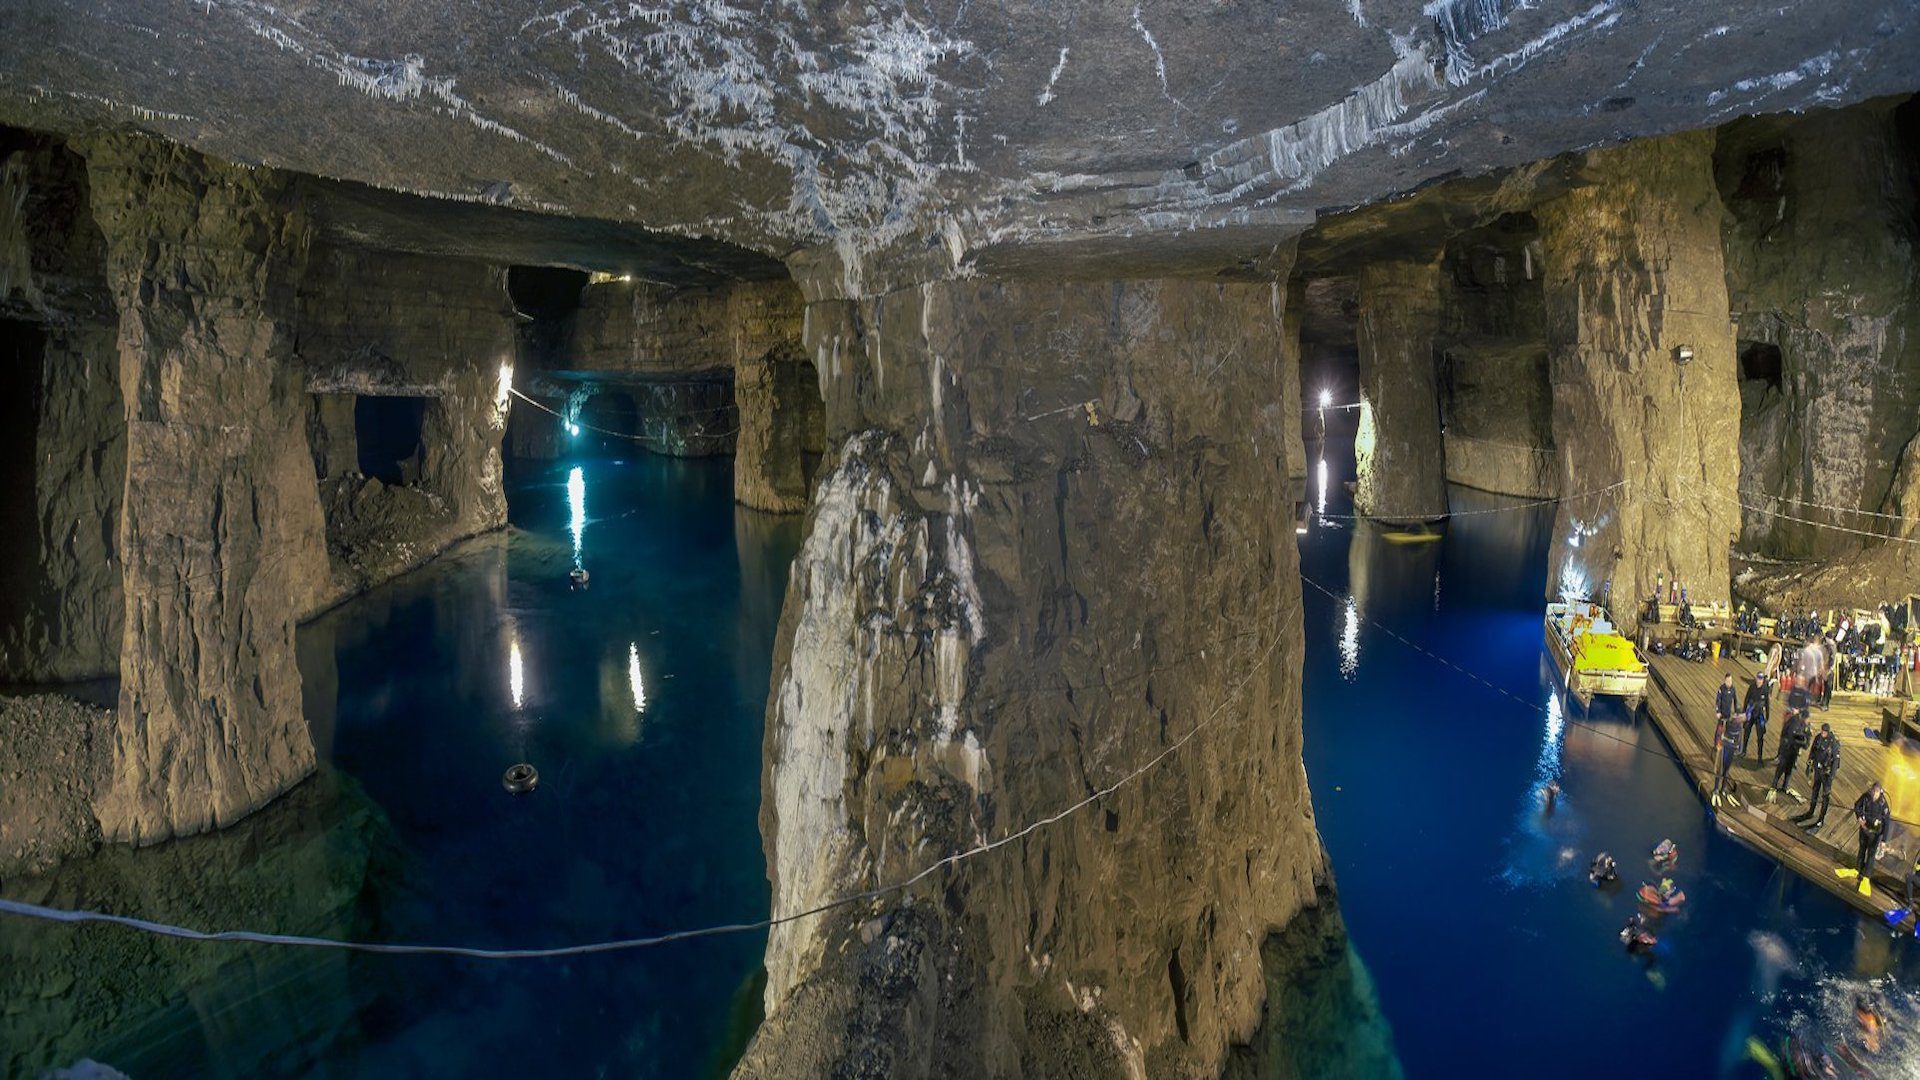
[
  {"left": 1300, "top": 419, "right": 1920, "bottom": 1077},
  {"left": 0, "top": 454, "right": 799, "bottom": 1078}
]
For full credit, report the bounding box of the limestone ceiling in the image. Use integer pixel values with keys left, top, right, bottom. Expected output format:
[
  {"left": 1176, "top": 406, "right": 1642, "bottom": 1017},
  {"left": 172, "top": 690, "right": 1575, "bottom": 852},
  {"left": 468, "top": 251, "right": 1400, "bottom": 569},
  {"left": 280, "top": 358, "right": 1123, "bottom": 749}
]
[{"left": 1, "top": 0, "right": 1914, "bottom": 279}]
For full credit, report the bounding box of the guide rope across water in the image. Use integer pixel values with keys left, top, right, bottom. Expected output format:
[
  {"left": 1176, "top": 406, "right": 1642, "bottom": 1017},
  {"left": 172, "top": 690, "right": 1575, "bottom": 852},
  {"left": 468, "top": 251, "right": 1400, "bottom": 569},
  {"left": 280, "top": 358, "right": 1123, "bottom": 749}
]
[{"left": 0, "top": 621, "right": 1287, "bottom": 961}]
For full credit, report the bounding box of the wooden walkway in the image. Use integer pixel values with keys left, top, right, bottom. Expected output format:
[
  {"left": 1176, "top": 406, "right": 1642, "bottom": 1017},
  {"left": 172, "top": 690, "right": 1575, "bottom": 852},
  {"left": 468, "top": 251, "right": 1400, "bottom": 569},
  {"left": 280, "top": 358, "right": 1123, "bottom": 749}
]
[{"left": 1640, "top": 650, "right": 1916, "bottom": 919}]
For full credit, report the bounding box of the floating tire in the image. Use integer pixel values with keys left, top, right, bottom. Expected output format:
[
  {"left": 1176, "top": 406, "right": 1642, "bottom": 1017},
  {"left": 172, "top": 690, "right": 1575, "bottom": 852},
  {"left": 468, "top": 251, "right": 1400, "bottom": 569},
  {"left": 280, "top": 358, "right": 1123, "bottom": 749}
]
[{"left": 503, "top": 763, "right": 539, "bottom": 794}]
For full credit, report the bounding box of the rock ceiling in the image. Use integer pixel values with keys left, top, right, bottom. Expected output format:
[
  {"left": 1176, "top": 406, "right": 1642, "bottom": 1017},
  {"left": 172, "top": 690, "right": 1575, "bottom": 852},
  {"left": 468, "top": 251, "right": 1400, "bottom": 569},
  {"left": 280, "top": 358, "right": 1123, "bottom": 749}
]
[{"left": 1, "top": 0, "right": 1913, "bottom": 279}]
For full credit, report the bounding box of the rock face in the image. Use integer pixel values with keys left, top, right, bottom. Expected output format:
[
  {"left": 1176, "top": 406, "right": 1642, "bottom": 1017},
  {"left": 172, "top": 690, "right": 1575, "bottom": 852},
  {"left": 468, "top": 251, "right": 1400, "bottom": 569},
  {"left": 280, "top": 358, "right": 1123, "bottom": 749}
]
[
  {"left": 299, "top": 244, "right": 515, "bottom": 606},
  {"left": 1717, "top": 99, "right": 1920, "bottom": 560},
  {"left": 83, "top": 133, "right": 324, "bottom": 845},
  {"left": 0, "top": 140, "right": 125, "bottom": 683},
  {"left": 1436, "top": 217, "right": 1558, "bottom": 499},
  {"left": 1354, "top": 259, "right": 1448, "bottom": 522},
  {"left": 741, "top": 264, "right": 1322, "bottom": 1077},
  {"left": 513, "top": 274, "right": 822, "bottom": 511},
  {"left": 1537, "top": 131, "right": 1742, "bottom": 626}
]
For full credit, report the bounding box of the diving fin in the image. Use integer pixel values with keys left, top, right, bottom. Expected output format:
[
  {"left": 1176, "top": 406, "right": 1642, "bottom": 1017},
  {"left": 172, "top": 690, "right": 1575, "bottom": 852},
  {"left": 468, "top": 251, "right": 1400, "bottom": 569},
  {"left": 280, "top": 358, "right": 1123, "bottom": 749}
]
[
  {"left": 1836, "top": 868, "right": 1860, "bottom": 879},
  {"left": 1860, "top": 879, "right": 1873, "bottom": 897},
  {"left": 1885, "top": 907, "right": 1909, "bottom": 926}
]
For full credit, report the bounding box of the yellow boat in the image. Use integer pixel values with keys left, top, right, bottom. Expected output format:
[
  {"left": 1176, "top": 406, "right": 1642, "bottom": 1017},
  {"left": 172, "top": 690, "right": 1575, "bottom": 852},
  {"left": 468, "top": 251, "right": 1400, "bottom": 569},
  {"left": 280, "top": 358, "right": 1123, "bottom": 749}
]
[
  {"left": 1381, "top": 525, "right": 1443, "bottom": 545},
  {"left": 1545, "top": 600, "right": 1648, "bottom": 709}
]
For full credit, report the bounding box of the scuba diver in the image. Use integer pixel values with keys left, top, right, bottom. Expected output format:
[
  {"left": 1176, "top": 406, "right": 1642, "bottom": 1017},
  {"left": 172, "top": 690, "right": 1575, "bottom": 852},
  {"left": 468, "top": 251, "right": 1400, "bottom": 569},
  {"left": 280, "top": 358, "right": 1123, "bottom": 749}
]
[
  {"left": 1836, "top": 782, "right": 1891, "bottom": 896},
  {"left": 1620, "top": 912, "right": 1657, "bottom": 954},
  {"left": 1713, "top": 705, "right": 1746, "bottom": 807},
  {"left": 1744, "top": 673, "right": 1772, "bottom": 760},
  {"left": 1589, "top": 852, "right": 1619, "bottom": 886},
  {"left": 1652, "top": 838, "right": 1679, "bottom": 868},
  {"left": 1771, "top": 707, "right": 1810, "bottom": 802},
  {"left": 1854, "top": 993, "right": 1886, "bottom": 1054},
  {"left": 1638, "top": 877, "right": 1686, "bottom": 912},
  {"left": 1795, "top": 723, "right": 1839, "bottom": 829}
]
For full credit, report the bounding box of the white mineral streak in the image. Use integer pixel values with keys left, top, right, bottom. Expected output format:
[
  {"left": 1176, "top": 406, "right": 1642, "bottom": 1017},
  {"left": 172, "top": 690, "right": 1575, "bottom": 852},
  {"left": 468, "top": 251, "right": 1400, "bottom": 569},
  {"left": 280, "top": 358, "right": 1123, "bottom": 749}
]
[
  {"left": 522, "top": 1, "right": 973, "bottom": 256},
  {"left": 1037, "top": 46, "right": 1070, "bottom": 106},
  {"left": 1130, "top": 6, "right": 1183, "bottom": 111},
  {"left": 765, "top": 433, "right": 905, "bottom": 1012},
  {"left": 201, "top": 1, "right": 573, "bottom": 167}
]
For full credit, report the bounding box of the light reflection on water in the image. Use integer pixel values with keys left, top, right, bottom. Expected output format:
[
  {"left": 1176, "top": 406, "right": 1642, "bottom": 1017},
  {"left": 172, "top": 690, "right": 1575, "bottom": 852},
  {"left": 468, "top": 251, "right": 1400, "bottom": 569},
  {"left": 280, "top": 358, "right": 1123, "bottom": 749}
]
[
  {"left": 1338, "top": 595, "right": 1360, "bottom": 681},
  {"left": 567, "top": 464, "right": 587, "bottom": 567}
]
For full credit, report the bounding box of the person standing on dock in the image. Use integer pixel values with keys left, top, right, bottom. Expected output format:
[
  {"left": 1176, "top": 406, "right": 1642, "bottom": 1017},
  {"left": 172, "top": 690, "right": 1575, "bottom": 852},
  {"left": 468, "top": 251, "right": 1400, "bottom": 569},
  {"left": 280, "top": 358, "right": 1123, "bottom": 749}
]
[
  {"left": 1796, "top": 723, "right": 1839, "bottom": 829},
  {"left": 1713, "top": 704, "right": 1745, "bottom": 806},
  {"left": 1842, "top": 782, "right": 1892, "bottom": 895},
  {"left": 1770, "top": 708, "right": 1810, "bottom": 802},
  {"left": 1743, "top": 674, "right": 1771, "bottom": 760},
  {"left": 1717, "top": 673, "right": 1738, "bottom": 725}
]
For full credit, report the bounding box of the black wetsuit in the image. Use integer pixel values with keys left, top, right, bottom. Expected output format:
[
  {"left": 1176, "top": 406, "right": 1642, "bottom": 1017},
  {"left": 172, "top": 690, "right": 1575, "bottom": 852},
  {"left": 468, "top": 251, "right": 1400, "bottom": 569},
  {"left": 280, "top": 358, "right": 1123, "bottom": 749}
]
[
  {"left": 1743, "top": 681, "right": 1771, "bottom": 759},
  {"left": 1716, "top": 682, "right": 1738, "bottom": 723},
  {"left": 1854, "top": 789, "right": 1891, "bottom": 878},
  {"left": 1773, "top": 712, "right": 1809, "bottom": 793},
  {"left": 1714, "top": 714, "right": 1744, "bottom": 798},
  {"left": 1803, "top": 730, "right": 1839, "bottom": 826}
]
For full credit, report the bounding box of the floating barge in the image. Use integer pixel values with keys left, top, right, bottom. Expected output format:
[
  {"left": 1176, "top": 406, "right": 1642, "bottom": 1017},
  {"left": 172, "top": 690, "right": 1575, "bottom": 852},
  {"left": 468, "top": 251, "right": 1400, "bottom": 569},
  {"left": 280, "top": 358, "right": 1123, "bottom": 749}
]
[{"left": 1545, "top": 599, "right": 1649, "bottom": 710}]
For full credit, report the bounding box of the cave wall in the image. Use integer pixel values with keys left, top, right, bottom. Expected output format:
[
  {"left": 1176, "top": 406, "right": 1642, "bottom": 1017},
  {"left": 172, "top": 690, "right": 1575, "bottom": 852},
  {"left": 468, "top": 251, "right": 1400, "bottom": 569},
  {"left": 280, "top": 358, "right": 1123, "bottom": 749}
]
[
  {"left": 82, "top": 131, "right": 325, "bottom": 845},
  {"left": 740, "top": 258, "right": 1322, "bottom": 1077},
  {"left": 521, "top": 274, "right": 822, "bottom": 510},
  {"left": 297, "top": 244, "right": 515, "bottom": 605},
  {"left": 1718, "top": 99, "right": 1920, "bottom": 560},
  {"left": 1538, "top": 130, "right": 1741, "bottom": 625},
  {"left": 0, "top": 140, "right": 125, "bottom": 683},
  {"left": 1436, "top": 217, "right": 1558, "bottom": 499},
  {"left": 1353, "top": 258, "right": 1448, "bottom": 522}
]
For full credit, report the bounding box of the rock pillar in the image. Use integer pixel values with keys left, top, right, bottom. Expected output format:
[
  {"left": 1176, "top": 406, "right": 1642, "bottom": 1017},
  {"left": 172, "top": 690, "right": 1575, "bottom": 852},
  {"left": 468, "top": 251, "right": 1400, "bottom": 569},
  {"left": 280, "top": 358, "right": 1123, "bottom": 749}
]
[
  {"left": 732, "top": 349, "right": 813, "bottom": 513},
  {"left": 1719, "top": 102, "right": 1920, "bottom": 560},
  {"left": 740, "top": 253, "right": 1324, "bottom": 1077},
  {"left": 83, "top": 134, "right": 323, "bottom": 844},
  {"left": 1353, "top": 259, "right": 1447, "bottom": 522},
  {"left": 1537, "top": 130, "right": 1741, "bottom": 627},
  {"left": 307, "top": 393, "right": 358, "bottom": 479}
]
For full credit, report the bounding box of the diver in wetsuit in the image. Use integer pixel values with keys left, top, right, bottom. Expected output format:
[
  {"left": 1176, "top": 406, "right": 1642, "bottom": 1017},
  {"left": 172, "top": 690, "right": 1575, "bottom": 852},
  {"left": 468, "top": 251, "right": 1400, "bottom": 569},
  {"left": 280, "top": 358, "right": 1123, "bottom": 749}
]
[
  {"left": 1845, "top": 782, "right": 1891, "bottom": 891},
  {"left": 1743, "top": 674, "right": 1771, "bottom": 760},
  {"left": 1771, "top": 708, "right": 1809, "bottom": 800},
  {"left": 1795, "top": 723, "right": 1839, "bottom": 828},
  {"left": 1713, "top": 706, "right": 1745, "bottom": 806}
]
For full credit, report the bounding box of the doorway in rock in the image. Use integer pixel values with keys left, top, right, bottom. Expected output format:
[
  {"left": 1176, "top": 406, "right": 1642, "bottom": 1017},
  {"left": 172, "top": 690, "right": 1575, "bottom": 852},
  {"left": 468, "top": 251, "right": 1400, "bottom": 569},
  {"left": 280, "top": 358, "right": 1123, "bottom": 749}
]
[
  {"left": 354, "top": 394, "right": 428, "bottom": 485},
  {"left": 0, "top": 318, "right": 45, "bottom": 646},
  {"left": 1297, "top": 276, "right": 1361, "bottom": 524}
]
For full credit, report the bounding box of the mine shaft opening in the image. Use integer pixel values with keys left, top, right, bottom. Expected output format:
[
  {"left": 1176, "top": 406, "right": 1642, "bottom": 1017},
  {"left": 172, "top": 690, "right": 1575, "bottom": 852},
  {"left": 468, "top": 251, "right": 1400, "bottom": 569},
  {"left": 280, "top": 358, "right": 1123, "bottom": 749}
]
[
  {"left": 354, "top": 394, "right": 428, "bottom": 486},
  {"left": 0, "top": 318, "right": 46, "bottom": 642},
  {"left": 1739, "top": 340, "right": 1785, "bottom": 394}
]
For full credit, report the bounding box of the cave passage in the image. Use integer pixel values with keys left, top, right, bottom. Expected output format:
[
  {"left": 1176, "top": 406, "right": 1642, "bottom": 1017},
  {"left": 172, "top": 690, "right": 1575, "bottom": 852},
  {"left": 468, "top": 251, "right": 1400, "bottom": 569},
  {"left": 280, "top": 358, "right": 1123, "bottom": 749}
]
[
  {"left": 353, "top": 394, "right": 428, "bottom": 485},
  {"left": 0, "top": 318, "right": 45, "bottom": 642}
]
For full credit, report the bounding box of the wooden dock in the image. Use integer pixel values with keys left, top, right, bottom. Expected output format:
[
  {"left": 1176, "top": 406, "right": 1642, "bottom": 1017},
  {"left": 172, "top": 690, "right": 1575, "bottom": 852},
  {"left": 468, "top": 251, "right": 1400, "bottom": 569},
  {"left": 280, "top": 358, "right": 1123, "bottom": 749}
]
[{"left": 1639, "top": 650, "right": 1916, "bottom": 919}]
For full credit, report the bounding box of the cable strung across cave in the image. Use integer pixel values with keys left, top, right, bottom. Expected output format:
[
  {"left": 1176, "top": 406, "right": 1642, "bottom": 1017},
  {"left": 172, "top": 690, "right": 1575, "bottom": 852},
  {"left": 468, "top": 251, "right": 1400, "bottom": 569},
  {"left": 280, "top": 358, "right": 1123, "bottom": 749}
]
[
  {"left": 1310, "top": 478, "right": 1631, "bottom": 521},
  {"left": 0, "top": 618, "right": 1286, "bottom": 959},
  {"left": 508, "top": 386, "right": 740, "bottom": 442}
]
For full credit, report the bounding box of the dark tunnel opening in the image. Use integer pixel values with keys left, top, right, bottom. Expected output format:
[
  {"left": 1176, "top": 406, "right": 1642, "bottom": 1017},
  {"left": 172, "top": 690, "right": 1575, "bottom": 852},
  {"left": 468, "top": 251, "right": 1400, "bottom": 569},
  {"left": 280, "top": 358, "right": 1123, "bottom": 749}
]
[{"left": 354, "top": 394, "right": 428, "bottom": 485}]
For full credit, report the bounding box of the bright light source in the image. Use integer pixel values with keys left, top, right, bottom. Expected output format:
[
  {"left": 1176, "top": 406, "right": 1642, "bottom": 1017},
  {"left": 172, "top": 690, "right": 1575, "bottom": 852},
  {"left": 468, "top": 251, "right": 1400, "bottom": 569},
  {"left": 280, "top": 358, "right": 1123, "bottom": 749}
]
[
  {"left": 493, "top": 362, "right": 514, "bottom": 429},
  {"left": 1319, "top": 388, "right": 1333, "bottom": 409},
  {"left": 566, "top": 421, "right": 580, "bottom": 437}
]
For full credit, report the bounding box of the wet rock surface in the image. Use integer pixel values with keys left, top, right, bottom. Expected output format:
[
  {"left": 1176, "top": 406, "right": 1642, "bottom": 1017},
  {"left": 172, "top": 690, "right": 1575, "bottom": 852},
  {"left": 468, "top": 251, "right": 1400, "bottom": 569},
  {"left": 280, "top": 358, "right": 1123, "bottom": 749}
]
[
  {"left": 1537, "top": 131, "right": 1742, "bottom": 625},
  {"left": 742, "top": 269, "right": 1323, "bottom": 1077},
  {"left": 1354, "top": 259, "right": 1448, "bottom": 522}
]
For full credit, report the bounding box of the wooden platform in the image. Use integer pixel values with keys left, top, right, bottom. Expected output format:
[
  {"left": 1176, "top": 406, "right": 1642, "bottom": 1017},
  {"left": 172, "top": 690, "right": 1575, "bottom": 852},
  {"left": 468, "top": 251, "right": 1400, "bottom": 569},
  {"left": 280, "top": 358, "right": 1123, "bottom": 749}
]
[{"left": 1639, "top": 650, "right": 1915, "bottom": 919}]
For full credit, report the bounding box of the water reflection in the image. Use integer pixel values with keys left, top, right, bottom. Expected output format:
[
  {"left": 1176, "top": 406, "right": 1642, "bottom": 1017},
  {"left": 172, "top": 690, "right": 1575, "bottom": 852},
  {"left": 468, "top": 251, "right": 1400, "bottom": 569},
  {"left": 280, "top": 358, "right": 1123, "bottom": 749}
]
[
  {"left": 1338, "top": 595, "right": 1360, "bottom": 681},
  {"left": 509, "top": 636, "right": 526, "bottom": 710},
  {"left": 567, "top": 465, "right": 587, "bottom": 569},
  {"left": 628, "top": 642, "right": 647, "bottom": 714}
]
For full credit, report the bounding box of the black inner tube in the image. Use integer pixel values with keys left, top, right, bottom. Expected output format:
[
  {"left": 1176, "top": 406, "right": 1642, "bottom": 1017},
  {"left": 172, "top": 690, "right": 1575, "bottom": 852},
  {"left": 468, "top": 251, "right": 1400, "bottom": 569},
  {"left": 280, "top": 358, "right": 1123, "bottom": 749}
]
[{"left": 503, "top": 763, "right": 538, "bottom": 793}]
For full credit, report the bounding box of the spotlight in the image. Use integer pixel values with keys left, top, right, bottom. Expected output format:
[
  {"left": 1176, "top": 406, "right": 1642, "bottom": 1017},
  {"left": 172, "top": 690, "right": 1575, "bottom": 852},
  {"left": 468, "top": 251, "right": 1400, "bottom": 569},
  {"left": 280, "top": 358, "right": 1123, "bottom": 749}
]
[
  {"left": 1319, "top": 388, "right": 1333, "bottom": 409},
  {"left": 1672, "top": 344, "right": 1695, "bottom": 365}
]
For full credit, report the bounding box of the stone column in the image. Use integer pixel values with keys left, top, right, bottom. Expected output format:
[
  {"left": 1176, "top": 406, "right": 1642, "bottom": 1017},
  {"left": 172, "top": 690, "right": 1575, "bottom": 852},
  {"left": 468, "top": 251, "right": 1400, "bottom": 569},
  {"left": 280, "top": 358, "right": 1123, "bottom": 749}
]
[
  {"left": 83, "top": 133, "right": 325, "bottom": 844},
  {"left": 732, "top": 350, "right": 812, "bottom": 513},
  {"left": 741, "top": 250, "right": 1323, "bottom": 1077},
  {"left": 1354, "top": 258, "right": 1447, "bottom": 522},
  {"left": 1538, "top": 130, "right": 1741, "bottom": 627},
  {"left": 1721, "top": 102, "right": 1920, "bottom": 560},
  {"left": 307, "top": 393, "right": 358, "bottom": 479}
]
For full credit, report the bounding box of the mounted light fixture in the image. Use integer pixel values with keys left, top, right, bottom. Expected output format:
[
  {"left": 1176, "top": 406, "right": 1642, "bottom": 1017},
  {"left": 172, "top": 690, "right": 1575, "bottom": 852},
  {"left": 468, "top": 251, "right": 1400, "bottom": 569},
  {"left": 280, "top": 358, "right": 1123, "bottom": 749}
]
[{"left": 1672, "top": 344, "right": 1695, "bottom": 365}]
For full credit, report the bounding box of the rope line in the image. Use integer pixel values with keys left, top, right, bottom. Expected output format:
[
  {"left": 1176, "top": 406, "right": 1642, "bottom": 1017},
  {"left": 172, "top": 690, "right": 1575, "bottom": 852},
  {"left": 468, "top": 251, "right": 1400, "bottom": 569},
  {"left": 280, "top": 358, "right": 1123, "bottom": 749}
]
[
  {"left": 1676, "top": 478, "right": 1920, "bottom": 547},
  {"left": 1311, "top": 478, "right": 1630, "bottom": 522},
  {"left": 511, "top": 387, "right": 739, "bottom": 443},
  {"left": 1297, "top": 571, "right": 1690, "bottom": 767},
  {"left": 1733, "top": 487, "right": 1914, "bottom": 524},
  {"left": 0, "top": 622, "right": 1283, "bottom": 959}
]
